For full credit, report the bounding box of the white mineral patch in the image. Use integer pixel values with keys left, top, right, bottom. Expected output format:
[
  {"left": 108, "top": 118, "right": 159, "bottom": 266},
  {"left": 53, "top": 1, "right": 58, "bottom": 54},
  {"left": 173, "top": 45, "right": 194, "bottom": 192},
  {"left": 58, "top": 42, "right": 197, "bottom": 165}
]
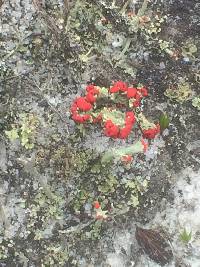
[{"left": 106, "top": 168, "right": 200, "bottom": 267}]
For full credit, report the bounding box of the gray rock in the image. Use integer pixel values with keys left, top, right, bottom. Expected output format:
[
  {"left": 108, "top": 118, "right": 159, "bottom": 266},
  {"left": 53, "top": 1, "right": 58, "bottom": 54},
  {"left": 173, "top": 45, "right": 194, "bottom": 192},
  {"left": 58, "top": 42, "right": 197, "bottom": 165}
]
[{"left": 0, "top": 141, "right": 7, "bottom": 172}]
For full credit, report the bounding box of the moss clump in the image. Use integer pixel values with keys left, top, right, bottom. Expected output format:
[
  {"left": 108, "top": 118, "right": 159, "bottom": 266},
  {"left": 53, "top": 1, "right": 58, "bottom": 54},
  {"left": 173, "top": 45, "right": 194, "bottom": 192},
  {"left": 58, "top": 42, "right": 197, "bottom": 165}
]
[
  {"left": 36, "top": 144, "right": 99, "bottom": 180},
  {"left": 70, "top": 149, "right": 98, "bottom": 173},
  {"left": 97, "top": 174, "right": 118, "bottom": 194}
]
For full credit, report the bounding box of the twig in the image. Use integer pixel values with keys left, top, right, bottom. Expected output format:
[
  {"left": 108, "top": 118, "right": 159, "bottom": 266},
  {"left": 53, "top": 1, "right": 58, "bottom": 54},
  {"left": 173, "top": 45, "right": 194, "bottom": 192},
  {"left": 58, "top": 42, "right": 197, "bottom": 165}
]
[
  {"left": 65, "top": 0, "right": 80, "bottom": 33},
  {"left": 63, "top": 0, "right": 69, "bottom": 16},
  {"left": 59, "top": 219, "right": 95, "bottom": 234},
  {"left": 0, "top": 73, "right": 23, "bottom": 83},
  {"left": 137, "top": 0, "right": 148, "bottom": 17},
  {"left": 115, "top": 37, "right": 131, "bottom": 64},
  {"left": 0, "top": 200, "right": 9, "bottom": 228},
  {"left": 2, "top": 43, "right": 21, "bottom": 60},
  {"left": 33, "top": 0, "right": 45, "bottom": 11},
  {"left": 120, "top": 0, "right": 132, "bottom": 14},
  {"left": 0, "top": 0, "right": 3, "bottom": 9},
  {"left": 33, "top": 0, "right": 60, "bottom": 39}
]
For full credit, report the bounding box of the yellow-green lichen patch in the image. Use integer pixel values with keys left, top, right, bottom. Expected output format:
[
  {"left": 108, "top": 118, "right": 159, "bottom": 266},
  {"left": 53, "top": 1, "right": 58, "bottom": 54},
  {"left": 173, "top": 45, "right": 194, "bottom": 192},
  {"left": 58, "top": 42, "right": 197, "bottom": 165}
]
[
  {"left": 165, "top": 81, "right": 192, "bottom": 103},
  {"left": 5, "top": 113, "right": 39, "bottom": 149},
  {"left": 181, "top": 39, "right": 198, "bottom": 60},
  {"left": 27, "top": 188, "right": 65, "bottom": 239},
  {"left": 192, "top": 97, "right": 200, "bottom": 111},
  {"left": 41, "top": 245, "right": 69, "bottom": 267}
]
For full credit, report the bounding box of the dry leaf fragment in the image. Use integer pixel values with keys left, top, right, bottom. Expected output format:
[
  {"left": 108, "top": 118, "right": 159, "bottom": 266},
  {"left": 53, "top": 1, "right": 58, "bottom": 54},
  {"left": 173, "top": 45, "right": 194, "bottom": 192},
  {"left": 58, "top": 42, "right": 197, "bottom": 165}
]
[{"left": 135, "top": 226, "right": 173, "bottom": 266}]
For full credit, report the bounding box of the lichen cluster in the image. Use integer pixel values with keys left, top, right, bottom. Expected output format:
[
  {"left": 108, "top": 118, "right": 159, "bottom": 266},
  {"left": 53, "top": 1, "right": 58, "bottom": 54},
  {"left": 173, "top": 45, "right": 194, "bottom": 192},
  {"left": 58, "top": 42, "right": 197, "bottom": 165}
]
[
  {"left": 5, "top": 113, "right": 39, "bottom": 149},
  {"left": 1, "top": 0, "right": 199, "bottom": 266}
]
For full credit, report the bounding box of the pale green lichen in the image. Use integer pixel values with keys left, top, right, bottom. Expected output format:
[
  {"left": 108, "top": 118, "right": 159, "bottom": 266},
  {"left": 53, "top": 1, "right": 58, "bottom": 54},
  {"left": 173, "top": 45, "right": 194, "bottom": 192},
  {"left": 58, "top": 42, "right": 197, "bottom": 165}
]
[
  {"left": 102, "top": 107, "right": 125, "bottom": 126},
  {"left": 124, "top": 177, "right": 148, "bottom": 207},
  {"left": 27, "top": 188, "right": 65, "bottom": 236},
  {"left": 192, "top": 97, "right": 200, "bottom": 110},
  {"left": 97, "top": 174, "right": 118, "bottom": 194},
  {"left": 165, "top": 81, "right": 192, "bottom": 103},
  {"left": 0, "top": 245, "right": 8, "bottom": 260},
  {"left": 84, "top": 220, "right": 103, "bottom": 240},
  {"left": 5, "top": 113, "right": 39, "bottom": 149},
  {"left": 41, "top": 245, "right": 69, "bottom": 266},
  {"left": 182, "top": 39, "right": 198, "bottom": 60},
  {"left": 5, "top": 128, "right": 19, "bottom": 141},
  {"left": 101, "top": 140, "right": 144, "bottom": 163}
]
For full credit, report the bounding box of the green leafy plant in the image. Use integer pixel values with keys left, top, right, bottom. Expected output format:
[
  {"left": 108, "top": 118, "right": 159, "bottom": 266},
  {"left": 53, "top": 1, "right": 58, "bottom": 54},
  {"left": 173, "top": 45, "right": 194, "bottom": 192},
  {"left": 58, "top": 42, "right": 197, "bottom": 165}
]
[
  {"left": 159, "top": 113, "right": 170, "bottom": 132},
  {"left": 180, "top": 228, "right": 192, "bottom": 244}
]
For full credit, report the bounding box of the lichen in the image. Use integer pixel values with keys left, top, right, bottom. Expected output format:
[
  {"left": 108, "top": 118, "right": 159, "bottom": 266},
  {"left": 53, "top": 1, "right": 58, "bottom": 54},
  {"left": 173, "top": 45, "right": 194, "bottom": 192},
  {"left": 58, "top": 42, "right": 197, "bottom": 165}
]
[
  {"left": 41, "top": 245, "right": 69, "bottom": 266},
  {"left": 165, "top": 81, "right": 192, "bottom": 103},
  {"left": 5, "top": 113, "right": 39, "bottom": 149},
  {"left": 181, "top": 39, "right": 198, "bottom": 60},
  {"left": 192, "top": 96, "right": 200, "bottom": 110}
]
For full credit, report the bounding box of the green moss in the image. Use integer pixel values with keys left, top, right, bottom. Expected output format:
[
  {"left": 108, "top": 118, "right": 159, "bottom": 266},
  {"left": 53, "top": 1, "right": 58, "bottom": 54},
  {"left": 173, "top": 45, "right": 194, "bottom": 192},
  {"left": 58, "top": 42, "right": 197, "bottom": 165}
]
[
  {"left": 36, "top": 145, "right": 100, "bottom": 180},
  {"left": 71, "top": 151, "right": 91, "bottom": 172},
  {"left": 70, "top": 159, "right": 149, "bottom": 213}
]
